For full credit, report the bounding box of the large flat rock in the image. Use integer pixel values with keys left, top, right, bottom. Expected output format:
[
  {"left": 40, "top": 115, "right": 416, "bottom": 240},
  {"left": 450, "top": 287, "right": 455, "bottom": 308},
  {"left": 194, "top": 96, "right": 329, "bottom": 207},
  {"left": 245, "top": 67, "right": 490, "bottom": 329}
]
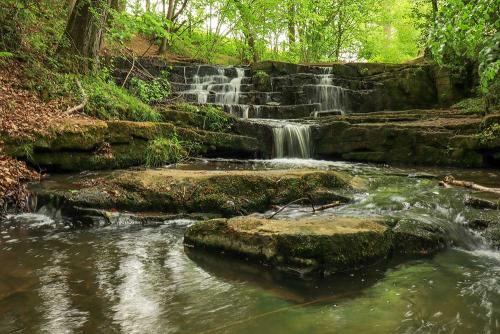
[
  {"left": 35, "top": 169, "right": 361, "bottom": 216},
  {"left": 184, "top": 216, "right": 448, "bottom": 275}
]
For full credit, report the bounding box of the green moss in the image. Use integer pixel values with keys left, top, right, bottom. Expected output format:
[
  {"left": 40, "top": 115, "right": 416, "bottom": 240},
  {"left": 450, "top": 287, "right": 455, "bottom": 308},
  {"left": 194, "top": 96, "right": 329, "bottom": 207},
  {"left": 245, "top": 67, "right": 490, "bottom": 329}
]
[
  {"left": 253, "top": 70, "right": 271, "bottom": 91},
  {"left": 166, "top": 103, "right": 232, "bottom": 132}
]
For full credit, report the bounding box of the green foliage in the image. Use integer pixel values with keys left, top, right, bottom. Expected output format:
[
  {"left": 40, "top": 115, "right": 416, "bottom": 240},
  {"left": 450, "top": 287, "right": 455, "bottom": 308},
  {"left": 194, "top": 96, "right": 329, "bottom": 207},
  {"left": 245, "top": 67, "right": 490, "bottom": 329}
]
[
  {"left": 22, "top": 61, "right": 78, "bottom": 101},
  {"left": 144, "top": 135, "right": 187, "bottom": 167},
  {"left": 429, "top": 0, "right": 499, "bottom": 93},
  {"left": 196, "top": 105, "right": 232, "bottom": 132},
  {"left": 0, "top": 52, "right": 14, "bottom": 58},
  {"left": 107, "top": 10, "right": 170, "bottom": 48},
  {"left": 451, "top": 98, "right": 486, "bottom": 115},
  {"left": 359, "top": 0, "right": 421, "bottom": 63},
  {"left": 82, "top": 77, "right": 161, "bottom": 122},
  {"left": 128, "top": 71, "right": 171, "bottom": 104},
  {"left": 20, "top": 59, "right": 161, "bottom": 122},
  {"left": 162, "top": 0, "right": 424, "bottom": 64},
  {"left": 479, "top": 124, "right": 500, "bottom": 145},
  {"left": 174, "top": 104, "right": 232, "bottom": 132},
  {"left": 0, "top": 0, "right": 67, "bottom": 61}
]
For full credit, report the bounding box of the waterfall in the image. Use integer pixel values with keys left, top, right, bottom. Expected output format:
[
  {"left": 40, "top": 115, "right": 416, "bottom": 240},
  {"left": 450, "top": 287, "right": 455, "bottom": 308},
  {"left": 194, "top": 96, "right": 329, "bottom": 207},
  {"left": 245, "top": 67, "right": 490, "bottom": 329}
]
[
  {"left": 311, "top": 67, "right": 349, "bottom": 114},
  {"left": 186, "top": 66, "right": 246, "bottom": 105},
  {"left": 272, "top": 122, "right": 312, "bottom": 159}
]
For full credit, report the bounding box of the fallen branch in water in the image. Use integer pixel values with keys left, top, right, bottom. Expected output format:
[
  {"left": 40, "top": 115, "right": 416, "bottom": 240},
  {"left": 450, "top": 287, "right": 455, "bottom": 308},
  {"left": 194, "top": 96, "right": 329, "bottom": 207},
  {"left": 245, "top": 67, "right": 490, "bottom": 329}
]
[
  {"left": 439, "top": 175, "right": 500, "bottom": 195},
  {"left": 315, "top": 201, "right": 343, "bottom": 211},
  {"left": 267, "top": 197, "right": 344, "bottom": 219},
  {"left": 65, "top": 79, "right": 87, "bottom": 114},
  {"left": 267, "top": 197, "right": 311, "bottom": 219}
]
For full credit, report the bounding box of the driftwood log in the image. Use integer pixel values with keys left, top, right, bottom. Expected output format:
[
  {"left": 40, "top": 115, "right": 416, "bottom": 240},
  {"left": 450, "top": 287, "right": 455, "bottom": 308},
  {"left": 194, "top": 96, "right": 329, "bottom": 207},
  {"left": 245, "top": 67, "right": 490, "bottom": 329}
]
[{"left": 439, "top": 175, "right": 500, "bottom": 195}]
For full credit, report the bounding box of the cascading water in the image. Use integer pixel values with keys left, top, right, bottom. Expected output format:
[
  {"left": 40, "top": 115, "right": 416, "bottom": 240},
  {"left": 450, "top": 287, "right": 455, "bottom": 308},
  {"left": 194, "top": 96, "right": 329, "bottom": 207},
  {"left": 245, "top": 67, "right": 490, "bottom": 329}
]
[
  {"left": 186, "top": 66, "right": 246, "bottom": 105},
  {"left": 272, "top": 122, "right": 312, "bottom": 159},
  {"left": 311, "top": 67, "right": 349, "bottom": 115}
]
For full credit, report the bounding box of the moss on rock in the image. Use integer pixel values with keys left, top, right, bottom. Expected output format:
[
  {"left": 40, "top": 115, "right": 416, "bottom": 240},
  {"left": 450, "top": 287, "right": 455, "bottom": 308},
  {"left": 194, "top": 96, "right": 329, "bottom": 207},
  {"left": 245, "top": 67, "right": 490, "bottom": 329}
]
[
  {"left": 34, "top": 169, "right": 358, "bottom": 216},
  {"left": 4, "top": 119, "right": 262, "bottom": 171},
  {"left": 184, "top": 215, "right": 448, "bottom": 275}
]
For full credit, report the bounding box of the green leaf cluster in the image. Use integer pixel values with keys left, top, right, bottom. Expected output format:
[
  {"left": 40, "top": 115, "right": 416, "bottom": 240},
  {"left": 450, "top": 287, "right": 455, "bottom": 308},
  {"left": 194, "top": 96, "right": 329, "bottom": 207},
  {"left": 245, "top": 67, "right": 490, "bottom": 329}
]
[{"left": 128, "top": 71, "right": 171, "bottom": 104}]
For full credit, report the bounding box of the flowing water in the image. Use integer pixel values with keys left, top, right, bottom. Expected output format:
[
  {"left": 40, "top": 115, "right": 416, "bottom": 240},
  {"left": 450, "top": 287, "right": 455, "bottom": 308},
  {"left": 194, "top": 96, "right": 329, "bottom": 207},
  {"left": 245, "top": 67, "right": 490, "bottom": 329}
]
[
  {"left": 186, "top": 66, "right": 246, "bottom": 105},
  {"left": 272, "top": 123, "right": 312, "bottom": 159},
  {"left": 310, "top": 67, "right": 349, "bottom": 115},
  {"left": 1, "top": 159, "right": 499, "bottom": 333}
]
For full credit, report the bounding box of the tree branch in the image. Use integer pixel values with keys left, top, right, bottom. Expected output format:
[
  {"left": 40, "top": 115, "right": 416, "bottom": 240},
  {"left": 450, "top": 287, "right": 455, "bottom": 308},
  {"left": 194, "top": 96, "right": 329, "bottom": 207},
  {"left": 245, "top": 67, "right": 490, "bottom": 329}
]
[{"left": 65, "top": 79, "right": 88, "bottom": 114}]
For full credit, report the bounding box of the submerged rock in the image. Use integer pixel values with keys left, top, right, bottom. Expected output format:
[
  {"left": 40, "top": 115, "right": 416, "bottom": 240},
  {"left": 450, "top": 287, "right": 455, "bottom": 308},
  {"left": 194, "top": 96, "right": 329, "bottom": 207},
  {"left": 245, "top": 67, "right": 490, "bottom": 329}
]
[
  {"left": 467, "top": 218, "right": 500, "bottom": 250},
  {"left": 184, "top": 215, "right": 448, "bottom": 276},
  {"left": 465, "top": 195, "right": 500, "bottom": 210},
  {"left": 34, "top": 169, "right": 360, "bottom": 217}
]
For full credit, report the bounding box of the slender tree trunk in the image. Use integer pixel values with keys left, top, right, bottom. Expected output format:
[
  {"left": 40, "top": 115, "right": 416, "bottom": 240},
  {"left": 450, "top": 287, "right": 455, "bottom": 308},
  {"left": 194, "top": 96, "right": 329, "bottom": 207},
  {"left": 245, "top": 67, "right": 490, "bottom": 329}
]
[
  {"left": 62, "top": 0, "right": 112, "bottom": 73},
  {"left": 146, "top": 0, "right": 151, "bottom": 12},
  {"left": 159, "top": 0, "right": 186, "bottom": 54},
  {"left": 287, "top": 2, "right": 296, "bottom": 49},
  {"left": 431, "top": 0, "right": 438, "bottom": 19},
  {"left": 234, "top": 0, "right": 259, "bottom": 64}
]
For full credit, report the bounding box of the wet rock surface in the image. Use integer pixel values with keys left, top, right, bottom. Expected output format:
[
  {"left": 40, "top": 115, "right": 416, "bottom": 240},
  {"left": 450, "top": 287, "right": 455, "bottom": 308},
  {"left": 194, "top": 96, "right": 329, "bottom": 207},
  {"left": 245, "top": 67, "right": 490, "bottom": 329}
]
[
  {"left": 184, "top": 215, "right": 447, "bottom": 275},
  {"left": 34, "top": 169, "right": 360, "bottom": 216}
]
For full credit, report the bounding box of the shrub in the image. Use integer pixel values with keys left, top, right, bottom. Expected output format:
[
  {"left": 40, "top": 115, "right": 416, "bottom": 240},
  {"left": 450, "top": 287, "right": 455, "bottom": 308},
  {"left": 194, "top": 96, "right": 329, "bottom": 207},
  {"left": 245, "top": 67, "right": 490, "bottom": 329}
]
[
  {"left": 144, "top": 135, "right": 187, "bottom": 167},
  {"left": 451, "top": 98, "right": 486, "bottom": 115},
  {"left": 128, "top": 71, "right": 171, "bottom": 104},
  {"left": 172, "top": 103, "right": 231, "bottom": 132},
  {"left": 82, "top": 77, "right": 161, "bottom": 122},
  {"left": 479, "top": 124, "right": 500, "bottom": 145}
]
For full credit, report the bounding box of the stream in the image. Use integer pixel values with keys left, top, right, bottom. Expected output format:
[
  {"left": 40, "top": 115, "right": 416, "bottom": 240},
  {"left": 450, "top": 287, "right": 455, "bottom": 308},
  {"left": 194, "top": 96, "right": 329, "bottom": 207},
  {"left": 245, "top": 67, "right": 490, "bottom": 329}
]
[{"left": 1, "top": 159, "right": 499, "bottom": 333}]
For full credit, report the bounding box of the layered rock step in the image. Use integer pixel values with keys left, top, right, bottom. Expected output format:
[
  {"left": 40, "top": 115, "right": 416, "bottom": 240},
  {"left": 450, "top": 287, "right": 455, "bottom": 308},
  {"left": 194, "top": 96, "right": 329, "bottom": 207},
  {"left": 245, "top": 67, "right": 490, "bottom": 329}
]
[
  {"left": 221, "top": 103, "right": 321, "bottom": 119},
  {"left": 313, "top": 110, "right": 499, "bottom": 167},
  {"left": 184, "top": 216, "right": 447, "bottom": 276},
  {"left": 114, "top": 58, "right": 456, "bottom": 118},
  {"left": 3, "top": 119, "right": 263, "bottom": 171}
]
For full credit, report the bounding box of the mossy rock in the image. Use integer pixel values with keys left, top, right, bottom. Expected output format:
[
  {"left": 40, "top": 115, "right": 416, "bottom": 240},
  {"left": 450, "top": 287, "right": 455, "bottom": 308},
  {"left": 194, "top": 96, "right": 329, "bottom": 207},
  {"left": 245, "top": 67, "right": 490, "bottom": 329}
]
[
  {"left": 34, "top": 169, "right": 359, "bottom": 216},
  {"left": 4, "top": 119, "right": 262, "bottom": 171},
  {"left": 184, "top": 215, "right": 449, "bottom": 275}
]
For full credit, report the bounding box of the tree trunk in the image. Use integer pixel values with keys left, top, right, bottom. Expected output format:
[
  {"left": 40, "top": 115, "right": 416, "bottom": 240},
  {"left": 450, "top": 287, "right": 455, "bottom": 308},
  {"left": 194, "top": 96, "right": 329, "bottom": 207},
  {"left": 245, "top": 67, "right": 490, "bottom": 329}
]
[
  {"left": 247, "top": 33, "right": 259, "bottom": 64},
  {"left": 65, "top": 0, "right": 77, "bottom": 20},
  {"left": 111, "top": 0, "right": 126, "bottom": 12},
  {"left": 159, "top": 0, "right": 178, "bottom": 54},
  {"left": 431, "top": 0, "right": 438, "bottom": 19},
  {"left": 287, "top": 2, "right": 296, "bottom": 48},
  {"left": 145, "top": 0, "right": 151, "bottom": 12},
  {"left": 62, "top": 0, "right": 112, "bottom": 73}
]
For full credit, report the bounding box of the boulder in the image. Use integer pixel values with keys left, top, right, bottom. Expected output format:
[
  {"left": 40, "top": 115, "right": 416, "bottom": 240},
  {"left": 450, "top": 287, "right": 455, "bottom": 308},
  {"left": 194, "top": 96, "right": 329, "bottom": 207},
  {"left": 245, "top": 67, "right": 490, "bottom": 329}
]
[{"left": 184, "top": 215, "right": 448, "bottom": 275}]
